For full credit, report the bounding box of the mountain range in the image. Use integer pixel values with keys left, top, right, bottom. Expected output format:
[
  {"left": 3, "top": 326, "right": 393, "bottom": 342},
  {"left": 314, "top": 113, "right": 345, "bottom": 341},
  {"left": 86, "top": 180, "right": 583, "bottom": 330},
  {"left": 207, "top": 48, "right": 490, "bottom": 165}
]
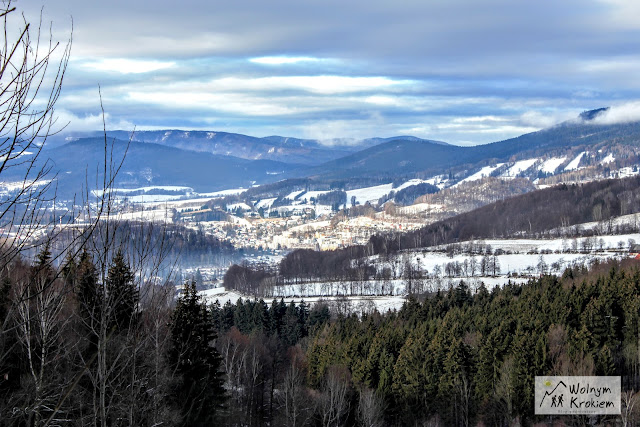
[{"left": 16, "top": 109, "right": 640, "bottom": 200}]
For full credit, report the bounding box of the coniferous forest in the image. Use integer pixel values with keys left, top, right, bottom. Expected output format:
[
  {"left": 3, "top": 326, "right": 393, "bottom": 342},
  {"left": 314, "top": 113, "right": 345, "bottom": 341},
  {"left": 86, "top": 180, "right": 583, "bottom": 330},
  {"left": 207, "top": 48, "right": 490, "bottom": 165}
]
[{"left": 3, "top": 244, "right": 640, "bottom": 425}]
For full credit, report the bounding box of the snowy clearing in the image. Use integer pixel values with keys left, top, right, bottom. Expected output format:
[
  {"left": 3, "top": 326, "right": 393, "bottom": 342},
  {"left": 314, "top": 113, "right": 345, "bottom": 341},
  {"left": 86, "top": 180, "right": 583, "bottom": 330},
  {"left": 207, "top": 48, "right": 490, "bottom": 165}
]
[
  {"left": 502, "top": 158, "right": 538, "bottom": 177},
  {"left": 458, "top": 164, "right": 504, "bottom": 185},
  {"left": 539, "top": 157, "right": 567, "bottom": 174},
  {"left": 347, "top": 183, "right": 394, "bottom": 205},
  {"left": 600, "top": 153, "right": 615, "bottom": 165},
  {"left": 564, "top": 152, "right": 586, "bottom": 171}
]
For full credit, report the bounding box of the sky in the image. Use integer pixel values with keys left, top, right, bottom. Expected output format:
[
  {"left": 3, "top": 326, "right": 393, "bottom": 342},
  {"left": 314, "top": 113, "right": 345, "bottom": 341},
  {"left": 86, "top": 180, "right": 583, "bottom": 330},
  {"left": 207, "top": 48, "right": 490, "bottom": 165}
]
[{"left": 16, "top": 0, "right": 640, "bottom": 145}]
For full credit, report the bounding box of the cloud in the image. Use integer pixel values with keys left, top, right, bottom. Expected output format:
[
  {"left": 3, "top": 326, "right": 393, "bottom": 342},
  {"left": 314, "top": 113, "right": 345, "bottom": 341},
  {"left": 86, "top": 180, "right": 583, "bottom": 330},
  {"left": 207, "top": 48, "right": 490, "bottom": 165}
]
[
  {"left": 300, "top": 113, "right": 388, "bottom": 145},
  {"left": 590, "top": 102, "right": 640, "bottom": 125},
  {"left": 54, "top": 110, "right": 135, "bottom": 132},
  {"left": 16, "top": 0, "right": 640, "bottom": 145},
  {"left": 519, "top": 110, "right": 580, "bottom": 128},
  {"left": 79, "top": 58, "right": 176, "bottom": 74},
  {"left": 210, "top": 75, "right": 413, "bottom": 95},
  {"left": 249, "top": 56, "right": 325, "bottom": 65}
]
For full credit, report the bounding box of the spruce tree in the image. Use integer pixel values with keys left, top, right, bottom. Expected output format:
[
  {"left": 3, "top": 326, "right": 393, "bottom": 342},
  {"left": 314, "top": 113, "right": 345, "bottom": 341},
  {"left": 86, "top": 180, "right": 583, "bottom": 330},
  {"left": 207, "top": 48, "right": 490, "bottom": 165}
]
[
  {"left": 106, "top": 250, "right": 137, "bottom": 333},
  {"left": 76, "top": 251, "right": 101, "bottom": 323},
  {"left": 169, "top": 281, "right": 226, "bottom": 425}
]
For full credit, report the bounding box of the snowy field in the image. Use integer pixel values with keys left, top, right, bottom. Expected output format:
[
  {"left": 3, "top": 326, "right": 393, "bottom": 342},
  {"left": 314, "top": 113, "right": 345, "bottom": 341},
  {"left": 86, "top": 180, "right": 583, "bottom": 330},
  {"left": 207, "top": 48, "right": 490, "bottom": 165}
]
[
  {"left": 200, "top": 286, "right": 408, "bottom": 313},
  {"left": 346, "top": 183, "right": 394, "bottom": 205},
  {"left": 502, "top": 159, "right": 538, "bottom": 178},
  {"left": 540, "top": 157, "right": 566, "bottom": 174},
  {"left": 564, "top": 152, "right": 586, "bottom": 171},
  {"left": 600, "top": 153, "right": 615, "bottom": 165},
  {"left": 458, "top": 164, "right": 504, "bottom": 185},
  {"left": 194, "top": 220, "right": 640, "bottom": 314}
]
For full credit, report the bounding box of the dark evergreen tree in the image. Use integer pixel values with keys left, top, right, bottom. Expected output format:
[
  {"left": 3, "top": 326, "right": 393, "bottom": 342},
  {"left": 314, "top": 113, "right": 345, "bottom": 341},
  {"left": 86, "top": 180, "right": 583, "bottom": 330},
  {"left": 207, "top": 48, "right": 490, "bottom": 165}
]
[
  {"left": 106, "top": 249, "right": 137, "bottom": 333},
  {"left": 31, "top": 242, "right": 54, "bottom": 289},
  {"left": 169, "top": 281, "right": 226, "bottom": 425},
  {"left": 76, "top": 251, "right": 101, "bottom": 325}
]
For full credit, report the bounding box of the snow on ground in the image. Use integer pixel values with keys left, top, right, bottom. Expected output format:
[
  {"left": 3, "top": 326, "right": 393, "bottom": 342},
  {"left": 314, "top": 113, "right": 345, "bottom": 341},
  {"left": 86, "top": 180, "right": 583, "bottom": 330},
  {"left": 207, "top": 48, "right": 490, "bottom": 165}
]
[
  {"left": 553, "top": 214, "right": 640, "bottom": 233},
  {"left": 482, "top": 235, "right": 640, "bottom": 252},
  {"left": 600, "top": 153, "right": 615, "bottom": 165},
  {"left": 227, "top": 215, "right": 252, "bottom": 227},
  {"left": 302, "top": 190, "right": 332, "bottom": 200},
  {"left": 616, "top": 167, "right": 640, "bottom": 178},
  {"left": 347, "top": 183, "right": 394, "bottom": 205},
  {"left": 93, "top": 186, "right": 193, "bottom": 197},
  {"left": 564, "top": 152, "right": 586, "bottom": 171},
  {"left": 397, "top": 203, "right": 445, "bottom": 215},
  {"left": 287, "top": 220, "right": 331, "bottom": 233},
  {"left": 255, "top": 198, "right": 277, "bottom": 209},
  {"left": 314, "top": 204, "right": 333, "bottom": 217},
  {"left": 226, "top": 202, "right": 252, "bottom": 211},
  {"left": 285, "top": 190, "right": 305, "bottom": 200},
  {"left": 0, "top": 179, "right": 51, "bottom": 193},
  {"left": 200, "top": 286, "right": 407, "bottom": 313},
  {"left": 501, "top": 158, "right": 538, "bottom": 178},
  {"left": 99, "top": 208, "right": 174, "bottom": 223},
  {"left": 396, "top": 179, "right": 429, "bottom": 190},
  {"left": 199, "top": 188, "right": 246, "bottom": 198},
  {"left": 396, "top": 250, "right": 618, "bottom": 279},
  {"left": 201, "top": 287, "right": 245, "bottom": 306},
  {"left": 458, "top": 164, "right": 504, "bottom": 185},
  {"left": 539, "top": 157, "right": 567, "bottom": 174},
  {"left": 420, "top": 175, "right": 449, "bottom": 190},
  {"left": 0, "top": 151, "right": 33, "bottom": 162},
  {"left": 162, "top": 197, "right": 220, "bottom": 208},
  {"left": 272, "top": 204, "right": 315, "bottom": 215},
  {"left": 199, "top": 232, "right": 640, "bottom": 313},
  {"left": 124, "top": 194, "right": 184, "bottom": 203}
]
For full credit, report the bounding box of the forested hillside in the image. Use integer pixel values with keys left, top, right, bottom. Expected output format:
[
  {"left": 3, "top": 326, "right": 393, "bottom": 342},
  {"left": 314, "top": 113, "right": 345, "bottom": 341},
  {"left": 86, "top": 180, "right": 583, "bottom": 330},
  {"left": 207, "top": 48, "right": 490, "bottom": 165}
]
[{"left": 217, "top": 259, "right": 640, "bottom": 425}]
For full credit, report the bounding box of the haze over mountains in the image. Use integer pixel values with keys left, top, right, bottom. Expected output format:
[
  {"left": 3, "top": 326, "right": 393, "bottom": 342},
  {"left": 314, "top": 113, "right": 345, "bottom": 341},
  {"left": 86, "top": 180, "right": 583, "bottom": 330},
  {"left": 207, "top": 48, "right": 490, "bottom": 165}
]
[{"left": 20, "top": 108, "right": 640, "bottom": 199}]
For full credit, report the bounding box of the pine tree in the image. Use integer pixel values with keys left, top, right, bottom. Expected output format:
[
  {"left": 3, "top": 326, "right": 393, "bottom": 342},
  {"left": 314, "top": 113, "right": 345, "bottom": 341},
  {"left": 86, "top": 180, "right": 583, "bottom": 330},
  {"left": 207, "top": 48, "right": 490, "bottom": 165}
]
[
  {"left": 75, "top": 251, "right": 102, "bottom": 358},
  {"left": 31, "top": 242, "right": 54, "bottom": 290},
  {"left": 169, "top": 281, "right": 226, "bottom": 425},
  {"left": 61, "top": 252, "right": 77, "bottom": 289},
  {"left": 106, "top": 250, "right": 137, "bottom": 333},
  {"left": 283, "top": 301, "right": 301, "bottom": 347},
  {"left": 76, "top": 251, "right": 101, "bottom": 322}
]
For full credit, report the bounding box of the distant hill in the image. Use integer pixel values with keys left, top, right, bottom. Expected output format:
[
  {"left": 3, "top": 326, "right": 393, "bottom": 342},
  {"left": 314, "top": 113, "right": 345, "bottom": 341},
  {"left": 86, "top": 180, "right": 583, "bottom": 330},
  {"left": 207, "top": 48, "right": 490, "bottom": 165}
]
[
  {"left": 305, "top": 139, "right": 468, "bottom": 179},
  {"left": 3, "top": 137, "right": 300, "bottom": 198},
  {"left": 48, "top": 130, "right": 450, "bottom": 166},
  {"left": 305, "top": 117, "right": 640, "bottom": 181}
]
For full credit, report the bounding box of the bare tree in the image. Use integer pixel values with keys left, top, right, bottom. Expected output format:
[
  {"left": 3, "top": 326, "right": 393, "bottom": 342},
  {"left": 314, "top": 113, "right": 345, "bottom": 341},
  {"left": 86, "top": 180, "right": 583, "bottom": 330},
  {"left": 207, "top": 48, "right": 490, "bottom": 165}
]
[
  {"left": 0, "top": 1, "right": 71, "bottom": 265},
  {"left": 10, "top": 250, "right": 73, "bottom": 425},
  {"left": 357, "top": 387, "right": 385, "bottom": 427},
  {"left": 279, "top": 361, "right": 314, "bottom": 427},
  {"left": 318, "top": 365, "right": 351, "bottom": 427},
  {"left": 621, "top": 390, "right": 640, "bottom": 427}
]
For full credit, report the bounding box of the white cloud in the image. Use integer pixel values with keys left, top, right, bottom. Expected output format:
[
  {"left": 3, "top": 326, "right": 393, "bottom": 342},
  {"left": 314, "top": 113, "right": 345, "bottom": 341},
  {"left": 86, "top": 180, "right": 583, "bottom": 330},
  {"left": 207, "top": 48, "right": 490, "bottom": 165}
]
[
  {"left": 595, "top": 0, "right": 640, "bottom": 29},
  {"left": 519, "top": 110, "right": 579, "bottom": 128},
  {"left": 126, "top": 91, "right": 304, "bottom": 116},
  {"left": 590, "top": 101, "right": 640, "bottom": 125},
  {"left": 249, "top": 56, "right": 324, "bottom": 65},
  {"left": 300, "top": 114, "right": 387, "bottom": 145},
  {"left": 79, "top": 58, "right": 175, "bottom": 74},
  {"left": 55, "top": 109, "right": 135, "bottom": 132},
  {"left": 212, "top": 75, "right": 413, "bottom": 94}
]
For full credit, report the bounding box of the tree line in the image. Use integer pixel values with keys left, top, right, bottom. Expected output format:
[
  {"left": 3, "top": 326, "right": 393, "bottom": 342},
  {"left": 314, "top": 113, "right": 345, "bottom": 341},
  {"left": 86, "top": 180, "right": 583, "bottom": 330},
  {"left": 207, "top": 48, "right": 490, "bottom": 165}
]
[
  {"left": 302, "top": 258, "right": 640, "bottom": 425},
  {"left": 203, "top": 257, "right": 640, "bottom": 426}
]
